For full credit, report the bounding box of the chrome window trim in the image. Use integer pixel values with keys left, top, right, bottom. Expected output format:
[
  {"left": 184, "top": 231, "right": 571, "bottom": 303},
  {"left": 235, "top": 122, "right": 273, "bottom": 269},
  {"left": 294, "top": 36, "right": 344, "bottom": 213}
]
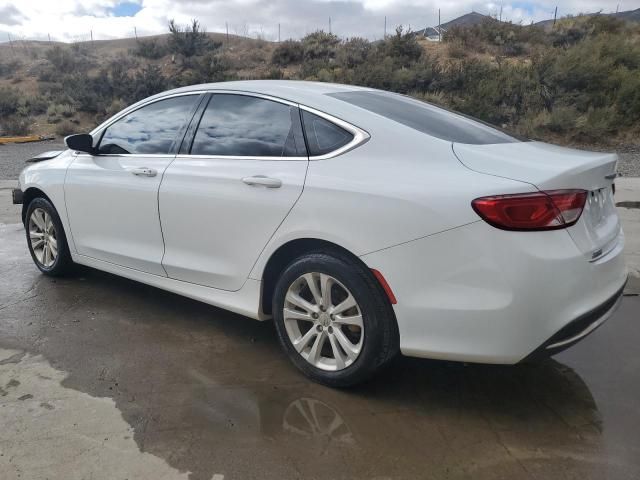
[
  {"left": 74, "top": 153, "right": 177, "bottom": 159},
  {"left": 88, "top": 89, "right": 369, "bottom": 160},
  {"left": 174, "top": 155, "right": 308, "bottom": 161},
  {"left": 298, "top": 104, "right": 370, "bottom": 160},
  {"left": 90, "top": 91, "right": 206, "bottom": 139}
]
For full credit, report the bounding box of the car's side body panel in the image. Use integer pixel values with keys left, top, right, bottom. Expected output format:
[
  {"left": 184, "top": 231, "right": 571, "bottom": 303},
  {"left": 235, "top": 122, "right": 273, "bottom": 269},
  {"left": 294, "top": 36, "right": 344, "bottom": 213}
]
[
  {"left": 19, "top": 150, "right": 78, "bottom": 254},
  {"left": 249, "top": 130, "right": 538, "bottom": 280},
  {"left": 160, "top": 157, "right": 308, "bottom": 291},
  {"left": 73, "top": 253, "right": 265, "bottom": 320},
  {"left": 64, "top": 153, "right": 174, "bottom": 276}
]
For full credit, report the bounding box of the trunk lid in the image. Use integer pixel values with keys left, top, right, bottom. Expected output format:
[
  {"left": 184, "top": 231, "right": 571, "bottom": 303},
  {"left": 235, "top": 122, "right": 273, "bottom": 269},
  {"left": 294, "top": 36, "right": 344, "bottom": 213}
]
[{"left": 453, "top": 141, "right": 621, "bottom": 260}]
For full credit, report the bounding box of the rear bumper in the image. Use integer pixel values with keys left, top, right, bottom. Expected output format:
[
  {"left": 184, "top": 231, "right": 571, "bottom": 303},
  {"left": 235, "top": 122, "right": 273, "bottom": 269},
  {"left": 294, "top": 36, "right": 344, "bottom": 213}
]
[
  {"left": 523, "top": 280, "right": 626, "bottom": 360},
  {"left": 12, "top": 188, "right": 23, "bottom": 205},
  {"left": 361, "top": 221, "right": 627, "bottom": 364}
]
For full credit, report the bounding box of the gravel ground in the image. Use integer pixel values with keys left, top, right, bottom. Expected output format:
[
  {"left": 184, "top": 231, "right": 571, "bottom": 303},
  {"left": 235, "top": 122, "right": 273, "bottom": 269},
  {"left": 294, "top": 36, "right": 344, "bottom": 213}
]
[
  {"left": 616, "top": 149, "right": 640, "bottom": 178},
  {"left": 1, "top": 140, "right": 639, "bottom": 180},
  {"left": 0, "top": 140, "right": 66, "bottom": 181}
]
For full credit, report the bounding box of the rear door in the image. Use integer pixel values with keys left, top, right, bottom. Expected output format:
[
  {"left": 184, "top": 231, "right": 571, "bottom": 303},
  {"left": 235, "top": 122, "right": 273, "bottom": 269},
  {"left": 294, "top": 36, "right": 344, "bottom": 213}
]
[
  {"left": 159, "top": 93, "right": 308, "bottom": 291},
  {"left": 64, "top": 94, "right": 201, "bottom": 275}
]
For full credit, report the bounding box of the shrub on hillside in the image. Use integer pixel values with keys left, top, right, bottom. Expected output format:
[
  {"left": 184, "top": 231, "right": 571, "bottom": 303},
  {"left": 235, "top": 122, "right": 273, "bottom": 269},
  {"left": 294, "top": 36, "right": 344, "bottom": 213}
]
[
  {"left": 271, "top": 40, "right": 304, "bottom": 65},
  {"left": 379, "top": 26, "right": 423, "bottom": 67},
  {"left": 45, "top": 45, "right": 91, "bottom": 72},
  {"left": 55, "top": 120, "right": 77, "bottom": 137},
  {"left": 131, "top": 65, "right": 168, "bottom": 101},
  {"left": 168, "top": 19, "right": 213, "bottom": 58},
  {"left": 1, "top": 116, "right": 31, "bottom": 136},
  {"left": 302, "top": 31, "right": 340, "bottom": 61},
  {"left": 0, "top": 87, "right": 20, "bottom": 116},
  {"left": 0, "top": 59, "right": 21, "bottom": 78},
  {"left": 132, "top": 38, "right": 167, "bottom": 59},
  {"left": 337, "top": 38, "right": 371, "bottom": 68}
]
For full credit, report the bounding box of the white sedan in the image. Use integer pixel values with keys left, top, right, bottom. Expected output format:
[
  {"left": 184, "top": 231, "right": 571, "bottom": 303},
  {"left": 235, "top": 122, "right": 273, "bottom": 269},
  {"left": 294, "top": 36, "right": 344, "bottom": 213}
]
[{"left": 14, "top": 81, "right": 627, "bottom": 386}]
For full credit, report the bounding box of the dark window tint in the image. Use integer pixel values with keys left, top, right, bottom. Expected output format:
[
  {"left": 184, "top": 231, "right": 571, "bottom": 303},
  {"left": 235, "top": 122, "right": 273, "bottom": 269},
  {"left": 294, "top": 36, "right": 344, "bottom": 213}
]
[
  {"left": 191, "top": 94, "right": 305, "bottom": 157},
  {"left": 98, "top": 95, "right": 198, "bottom": 155},
  {"left": 301, "top": 110, "right": 354, "bottom": 156},
  {"left": 327, "top": 91, "right": 520, "bottom": 145}
]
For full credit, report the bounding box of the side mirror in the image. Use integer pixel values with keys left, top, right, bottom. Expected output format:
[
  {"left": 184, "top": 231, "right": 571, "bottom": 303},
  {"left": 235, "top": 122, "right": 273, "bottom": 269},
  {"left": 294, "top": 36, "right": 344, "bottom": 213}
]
[{"left": 65, "top": 134, "right": 96, "bottom": 154}]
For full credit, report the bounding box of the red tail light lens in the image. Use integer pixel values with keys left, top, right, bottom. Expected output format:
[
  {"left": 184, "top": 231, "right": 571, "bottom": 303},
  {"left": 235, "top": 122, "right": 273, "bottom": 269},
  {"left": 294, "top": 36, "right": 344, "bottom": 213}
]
[{"left": 472, "top": 190, "right": 588, "bottom": 231}]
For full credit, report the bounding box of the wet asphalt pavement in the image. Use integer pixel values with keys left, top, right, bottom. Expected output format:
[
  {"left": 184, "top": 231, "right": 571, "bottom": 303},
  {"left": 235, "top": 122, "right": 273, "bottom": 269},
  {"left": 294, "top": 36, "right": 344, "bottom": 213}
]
[{"left": 1, "top": 223, "right": 640, "bottom": 479}]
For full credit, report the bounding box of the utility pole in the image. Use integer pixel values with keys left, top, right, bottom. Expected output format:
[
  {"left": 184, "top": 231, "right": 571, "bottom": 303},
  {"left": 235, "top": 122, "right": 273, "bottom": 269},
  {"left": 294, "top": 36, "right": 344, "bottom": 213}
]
[
  {"left": 226, "top": 22, "right": 229, "bottom": 44},
  {"left": 7, "top": 34, "right": 14, "bottom": 56},
  {"left": 48, "top": 33, "right": 52, "bottom": 44},
  {"left": 278, "top": 23, "right": 281, "bottom": 42},
  {"left": 499, "top": 3, "right": 503, "bottom": 21},
  {"left": 134, "top": 26, "right": 138, "bottom": 40},
  {"left": 329, "top": 17, "right": 331, "bottom": 34},
  {"left": 616, "top": 4, "right": 620, "bottom": 13},
  {"left": 553, "top": 6, "right": 558, "bottom": 26},
  {"left": 438, "top": 9, "right": 441, "bottom": 42},
  {"left": 384, "top": 16, "right": 387, "bottom": 38}
]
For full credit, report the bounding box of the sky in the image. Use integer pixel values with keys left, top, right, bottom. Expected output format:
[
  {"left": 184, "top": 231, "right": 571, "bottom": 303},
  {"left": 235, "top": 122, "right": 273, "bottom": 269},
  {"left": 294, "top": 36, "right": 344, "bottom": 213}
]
[{"left": 0, "top": 0, "right": 639, "bottom": 43}]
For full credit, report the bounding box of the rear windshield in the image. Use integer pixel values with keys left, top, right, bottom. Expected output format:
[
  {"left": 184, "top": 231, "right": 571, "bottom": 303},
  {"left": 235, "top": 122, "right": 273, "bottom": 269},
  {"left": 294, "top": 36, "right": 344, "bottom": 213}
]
[{"left": 327, "top": 90, "right": 520, "bottom": 145}]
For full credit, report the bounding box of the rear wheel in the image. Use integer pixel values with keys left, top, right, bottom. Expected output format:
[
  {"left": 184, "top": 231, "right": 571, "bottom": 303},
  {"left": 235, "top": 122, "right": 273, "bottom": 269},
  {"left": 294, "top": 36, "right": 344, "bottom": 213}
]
[
  {"left": 273, "top": 251, "right": 398, "bottom": 387},
  {"left": 25, "top": 197, "right": 73, "bottom": 276}
]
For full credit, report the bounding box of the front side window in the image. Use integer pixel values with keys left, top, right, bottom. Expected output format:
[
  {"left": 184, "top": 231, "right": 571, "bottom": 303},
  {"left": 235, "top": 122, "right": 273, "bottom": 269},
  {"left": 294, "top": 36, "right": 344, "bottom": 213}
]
[
  {"left": 190, "top": 94, "right": 306, "bottom": 157},
  {"left": 98, "top": 95, "right": 198, "bottom": 155}
]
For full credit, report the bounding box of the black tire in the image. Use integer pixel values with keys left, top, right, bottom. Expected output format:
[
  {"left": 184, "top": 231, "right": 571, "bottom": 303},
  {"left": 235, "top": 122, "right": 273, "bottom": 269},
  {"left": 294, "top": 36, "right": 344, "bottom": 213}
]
[
  {"left": 24, "top": 197, "right": 73, "bottom": 276},
  {"left": 272, "top": 250, "right": 399, "bottom": 387}
]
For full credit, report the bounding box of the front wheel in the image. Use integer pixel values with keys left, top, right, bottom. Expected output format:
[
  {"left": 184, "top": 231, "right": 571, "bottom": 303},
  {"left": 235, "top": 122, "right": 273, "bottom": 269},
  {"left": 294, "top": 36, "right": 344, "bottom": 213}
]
[
  {"left": 25, "top": 197, "right": 73, "bottom": 276},
  {"left": 272, "top": 251, "right": 398, "bottom": 387}
]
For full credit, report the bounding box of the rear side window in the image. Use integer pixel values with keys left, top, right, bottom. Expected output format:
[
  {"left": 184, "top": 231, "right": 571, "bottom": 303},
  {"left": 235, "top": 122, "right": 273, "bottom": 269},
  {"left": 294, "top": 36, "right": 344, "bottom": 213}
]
[
  {"left": 301, "top": 110, "right": 354, "bottom": 156},
  {"left": 98, "top": 95, "right": 198, "bottom": 155},
  {"left": 190, "top": 94, "right": 306, "bottom": 157},
  {"left": 327, "top": 91, "right": 520, "bottom": 145}
]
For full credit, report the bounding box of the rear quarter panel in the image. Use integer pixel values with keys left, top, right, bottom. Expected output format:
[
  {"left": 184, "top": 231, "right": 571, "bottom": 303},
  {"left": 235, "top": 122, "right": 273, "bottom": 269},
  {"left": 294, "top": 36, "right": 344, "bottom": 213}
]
[{"left": 250, "top": 122, "right": 537, "bottom": 280}]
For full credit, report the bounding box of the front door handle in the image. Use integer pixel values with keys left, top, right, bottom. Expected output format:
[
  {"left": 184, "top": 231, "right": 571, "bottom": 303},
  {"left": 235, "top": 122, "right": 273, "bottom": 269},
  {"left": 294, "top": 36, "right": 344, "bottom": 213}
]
[
  {"left": 129, "top": 167, "right": 157, "bottom": 177},
  {"left": 242, "top": 176, "right": 282, "bottom": 188}
]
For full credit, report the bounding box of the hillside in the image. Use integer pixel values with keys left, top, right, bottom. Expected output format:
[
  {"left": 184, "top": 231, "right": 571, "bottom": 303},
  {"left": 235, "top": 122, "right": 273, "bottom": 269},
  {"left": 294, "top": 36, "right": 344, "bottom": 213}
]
[
  {"left": 536, "top": 7, "right": 640, "bottom": 29},
  {"left": 0, "top": 14, "right": 639, "bottom": 151},
  {"left": 442, "top": 12, "right": 493, "bottom": 29}
]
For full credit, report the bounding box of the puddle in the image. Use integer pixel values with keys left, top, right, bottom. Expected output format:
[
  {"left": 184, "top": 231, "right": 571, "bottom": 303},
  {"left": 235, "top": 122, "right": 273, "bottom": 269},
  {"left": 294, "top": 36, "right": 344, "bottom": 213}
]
[{"left": 0, "top": 348, "right": 199, "bottom": 480}]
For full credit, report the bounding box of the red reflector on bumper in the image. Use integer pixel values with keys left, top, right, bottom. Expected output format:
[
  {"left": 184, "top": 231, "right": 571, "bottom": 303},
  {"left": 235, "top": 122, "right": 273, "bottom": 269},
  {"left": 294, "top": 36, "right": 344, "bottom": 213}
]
[{"left": 371, "top": 269, "right": 397, "bottom": 304}]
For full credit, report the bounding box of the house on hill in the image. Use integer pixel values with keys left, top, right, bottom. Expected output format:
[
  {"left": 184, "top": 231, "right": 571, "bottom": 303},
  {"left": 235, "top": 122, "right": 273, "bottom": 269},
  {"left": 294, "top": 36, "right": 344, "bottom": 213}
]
[{"left": 414, "top": 26, "right": 446, "bottom": 41}]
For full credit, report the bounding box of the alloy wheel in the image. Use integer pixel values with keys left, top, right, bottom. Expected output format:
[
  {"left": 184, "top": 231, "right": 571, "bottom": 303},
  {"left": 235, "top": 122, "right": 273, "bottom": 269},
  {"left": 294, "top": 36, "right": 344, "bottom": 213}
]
[
  {"left": 28, "top": 208, "right": 58, "bottom": 268},
  {"left": 283, "top": 272, "right": 364, "bottom": 371}
]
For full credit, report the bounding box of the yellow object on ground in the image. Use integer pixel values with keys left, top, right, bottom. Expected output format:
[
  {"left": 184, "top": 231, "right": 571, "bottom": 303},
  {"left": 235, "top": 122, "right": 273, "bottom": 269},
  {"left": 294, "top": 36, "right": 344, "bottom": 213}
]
[{"left": 0, "top": 136, "right": 49, "bottom": 145}]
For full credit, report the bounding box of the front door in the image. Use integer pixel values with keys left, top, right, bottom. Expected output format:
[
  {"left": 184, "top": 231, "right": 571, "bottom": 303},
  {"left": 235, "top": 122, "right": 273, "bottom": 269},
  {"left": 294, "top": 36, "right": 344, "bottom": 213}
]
[
  {"left": 159, "top": 93, "right": 309, "bottom": 291},
  {"left": 64, "top": 94, "right": 200, "bottom": 276}
]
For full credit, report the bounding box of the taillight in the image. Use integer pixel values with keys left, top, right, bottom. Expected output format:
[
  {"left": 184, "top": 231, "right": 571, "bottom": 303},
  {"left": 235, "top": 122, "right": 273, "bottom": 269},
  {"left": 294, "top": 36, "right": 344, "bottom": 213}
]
[{"left": 472, "top": 190, "right": 588, "bottom": 231}]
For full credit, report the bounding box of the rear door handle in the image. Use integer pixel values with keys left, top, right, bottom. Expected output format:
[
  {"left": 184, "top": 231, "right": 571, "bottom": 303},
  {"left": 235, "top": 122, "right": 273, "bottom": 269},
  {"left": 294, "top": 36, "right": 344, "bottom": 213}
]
[
  {"left": 242, "top": 175, "right": 282, "bottom": 188},
  {"left": 129, "top": 167, "right": 157, "bottom": 177}
]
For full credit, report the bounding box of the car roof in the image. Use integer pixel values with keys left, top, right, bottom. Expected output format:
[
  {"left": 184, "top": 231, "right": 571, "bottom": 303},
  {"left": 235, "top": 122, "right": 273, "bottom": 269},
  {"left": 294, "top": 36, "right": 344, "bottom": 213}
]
[
  {"left": 149, "top": 80, "right": 385, "bottom": 130},
  {"left": 163, "top": 80, "right": 373, "bottom": 100}
]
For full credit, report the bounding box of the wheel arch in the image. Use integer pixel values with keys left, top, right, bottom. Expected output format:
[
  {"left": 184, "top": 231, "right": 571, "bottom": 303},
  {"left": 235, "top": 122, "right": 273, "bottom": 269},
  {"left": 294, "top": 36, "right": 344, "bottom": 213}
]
[
  {"left": 259, "top": 237, "right": 395, "bottom": 318},
  {"left": 21, "top": 187, "right": 54, "bottom": 224}
]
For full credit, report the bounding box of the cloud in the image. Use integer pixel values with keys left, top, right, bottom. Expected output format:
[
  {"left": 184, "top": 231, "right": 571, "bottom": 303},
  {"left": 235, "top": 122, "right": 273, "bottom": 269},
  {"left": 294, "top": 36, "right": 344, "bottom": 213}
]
[
  {"left": 0, "top": 0, "right": 637, "bottom": 42},
  {"left": 0, "top": 4, "right": 25, "bottom": 26}
]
